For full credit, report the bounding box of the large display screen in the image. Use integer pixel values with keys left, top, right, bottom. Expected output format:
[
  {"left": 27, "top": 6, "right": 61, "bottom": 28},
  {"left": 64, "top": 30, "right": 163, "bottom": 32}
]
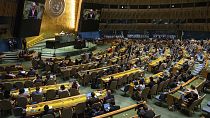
[
  {"left": 83, "top": 9, "right": 100, "bottom": 20},
  {"left": 23, "top": 1, "right": 45, "bottom": 20},
  {"left": 14, "top": 0, "right": 46, "bottom": 37}
]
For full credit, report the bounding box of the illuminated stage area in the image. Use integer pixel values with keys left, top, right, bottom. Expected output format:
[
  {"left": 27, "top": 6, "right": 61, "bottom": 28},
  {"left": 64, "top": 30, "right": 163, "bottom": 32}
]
[{"left": 29, "top": 38, "right": 96, "bottom": 58}]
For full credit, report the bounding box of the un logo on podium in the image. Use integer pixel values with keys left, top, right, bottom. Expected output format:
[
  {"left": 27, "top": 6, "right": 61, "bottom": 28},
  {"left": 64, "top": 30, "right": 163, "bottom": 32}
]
[{"left": 47, "top": 0, "right": 65, "bottom": 17}]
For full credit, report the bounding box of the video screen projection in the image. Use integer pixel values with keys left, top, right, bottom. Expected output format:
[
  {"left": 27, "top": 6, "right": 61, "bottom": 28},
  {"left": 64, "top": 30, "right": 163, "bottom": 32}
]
[
  {"left": 23, "top": 1, "right": 45, "bottom": 20},
  {"left": 14, "top": 0, "right": 46, "bottom": 37},
  {"left": 83, "top": 9, "right": 100, "bottom": 20}
]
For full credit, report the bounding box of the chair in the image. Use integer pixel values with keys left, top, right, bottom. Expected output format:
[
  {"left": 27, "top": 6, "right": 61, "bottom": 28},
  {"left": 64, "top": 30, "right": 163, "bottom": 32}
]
[
  {"left": 75, "top": 103, "right": 86, "bottom": 118},
  {"left": 32, "top": 59, "right": 38, "bottom": 69},
  {"left": 3, "top": 83, "right": 13, "bottom": 91},
  {"left": 157, "top": 81, "right": 165, "bottom": 93},
  {"left": 122, "top": 75, "right": 128, "bottom": 85},
  {"left": 109, "top": 81, "right": 117, "bottom": 91},
  {"left": 149, "top": 84, "right": 158, "bottom": 98},
  {"left": 46, "top": 79, "right": 55, "bottom": 85},
  {"left": 140, "top": 87, "right": 150, "bottom": 101},
  {"left": 45, "top": 65, "right": 51, "bottom": 73},
  {"left": 60, "top": 107, "right": 73, "bottom": 118},
  {"left": 24, "top": 80, "right": 33, "bottom": 88},
  {"left": 158, "top": 65, "right": 164, "bottom": 72},
  {"left": 0, "top": 100, "right": 13, "bottom": 116},
  {"left": 196, "top": 81, "right": 205, "bottom": 93},
  {"left": 42, "top": 114, "right": 55, "bottom": 118},
  {"left": 162, "top": 79, "right": 170, "bottom": 91},
  {"left": 31, "top": 94, "right": 43, "bottom": 103},
  {"left": 70, "top": 68, "right": 77, "bottom": 77},
  {"left": 39, "top": 60, "right": 45, "bottom": 68},
  {"left": 16, "top": 97, "right": 28, "bottom": 108},
  {"left": 34, "top": 82, "right": 43, "bottom": 87},
  {"left": 127, "top": 75, "right": 133, "bottom": 83},
  {"left": 62, "top": 70, "right": 70, "bottom": 80},
  {"left": 133, "top": 72, "right": 140, "bottom": 79},
  {"left": 121, "top": 84, "right": 130, "bottom": 97},
  {"left": 117, "top": 78, "right": 123, "bottom": 88},
  {"left": 70, "top": 88, "right": 80, "bottom": 96},
  {"left": 58, "top": 91, "right": 70, "bottom": 98},
  {"left": 82, "top": 74, "right": 91, "bottom": 86},
  {"left": 181, "top": 94, "right": 206, "bottom": 116},
  {"left": 91, "top": 72, "right": 97, "bottom": 78},
  {"left": 46, "top": 89, "right": 57, "bottom": 100},
  {"left": 14, "top": 82, "right": 24, "bottom": 89},
  {"left": 52, "top": 64, "right": 59, "bottom": 73},
  {"left": 13, "top": 107, "right": 24, "bottom": 117}
]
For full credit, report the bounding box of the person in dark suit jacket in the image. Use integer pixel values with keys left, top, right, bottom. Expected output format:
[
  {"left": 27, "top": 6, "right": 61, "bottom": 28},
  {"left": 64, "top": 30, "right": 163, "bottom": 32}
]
[
  {"left": 41, "top": 105, "right": 55, "bottom": 117},
  {"left": 147, "top": 77, "right": 155, "bottom": 89},
  {"left": 104, "top": 90, "right": 115, "bottom": 104},
  {"left": 87, "top": 92, "right": 100, "bottom": 107},
  {"left": 28, "top": 2, "right": 38, "bottom": 19}
]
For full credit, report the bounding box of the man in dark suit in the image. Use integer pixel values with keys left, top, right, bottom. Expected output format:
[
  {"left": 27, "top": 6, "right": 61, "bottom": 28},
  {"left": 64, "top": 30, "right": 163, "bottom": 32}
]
[
  {"left": 104, "top": 90, "right": 115, "bottom": 104},
  {"left": 41, "top": 105, "right": 55, "bottom": 117},
  {"left": 87, "top": 92, "right": 100, "bottom": 107},
  {"left": 28, "top": 2, "right": 38, "bottom": 19}
]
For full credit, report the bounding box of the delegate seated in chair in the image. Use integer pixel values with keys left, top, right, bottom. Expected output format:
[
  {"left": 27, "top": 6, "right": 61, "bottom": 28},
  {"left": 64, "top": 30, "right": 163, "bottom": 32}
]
[
  {"left": 136, "top": 102, "right": 155, "bottom": 118},
  {"left": 181, "top": 86, "right": 199, "bottom": 107},
  {"left": 87, "top": 92, "right": 100, "bottom": 107},
  {"left": 32, "top": 87, "right": 43, "bottom": 96},
  {"left": 41, "top": 105, "right": 55, "bottom": 118},
  {"left": 103, "top": 90, "right": 115, "bottom": 105}
]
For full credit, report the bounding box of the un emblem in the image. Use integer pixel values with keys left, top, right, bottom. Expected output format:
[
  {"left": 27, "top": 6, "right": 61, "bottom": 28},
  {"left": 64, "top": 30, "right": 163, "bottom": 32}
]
[{"left": 47, "top": 0, "right": 65, "bottom": 17}]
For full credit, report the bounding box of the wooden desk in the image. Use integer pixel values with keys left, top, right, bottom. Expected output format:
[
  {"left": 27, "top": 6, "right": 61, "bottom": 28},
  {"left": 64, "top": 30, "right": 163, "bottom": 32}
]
[
  {"left": 26, "top": 90, "right": 107, "bottom": 116},
  {"left": 172, "top": 58, "right": 188, "bottom": 74},
  {"left": 1, "top": 75, "right": 55, "bottom": 84},
  {"left": 93, "top": 104, "right": 138, "bottom": 118},
  {"left": 60, "top": 62, "right": 98, "bottom": 72},
  {"left": 144, "top": 72, "right": 164, "bottom": 84},
  {"left": 167, "top": 76, "right": 206, "bottom": 107},
  {"left": 1, "top": 77, "right": 36, "bottom": 84},
  {"left": 101, "top": 68, "right": 144, "bottom": 83},
  {"left": 148, "top": 56, "right": 167, "bottom": 72},
  {"left": 119, "top": 47, "right": 126, "bottom": 53},
  {"left": 10, "top": 82, "right": 71, "bottom": 98}
]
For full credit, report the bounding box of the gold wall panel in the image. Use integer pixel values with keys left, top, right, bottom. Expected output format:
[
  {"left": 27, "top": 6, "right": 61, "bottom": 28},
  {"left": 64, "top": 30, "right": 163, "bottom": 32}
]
[{"left": 39, "top": 0, "right": 81, "bottom": 38}]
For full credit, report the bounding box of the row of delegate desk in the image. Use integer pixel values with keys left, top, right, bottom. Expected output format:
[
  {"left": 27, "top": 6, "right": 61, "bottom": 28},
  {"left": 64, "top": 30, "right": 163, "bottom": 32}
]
[
  {"left": 129, "top": 72, "right": 164, "bottom": 95},
  {"left": 100, "top": 68, "right": 144, "bottom": 88},
  {"left": 25, "top": 89, "right": 107, "bottom": 116},
  {"left": 10, "top": 82, "right": 70, "bottom": 98},
  {"left": 1, "top": 75, "right": 56, "bottom": 85},
  {"left": 77, "top": 57, "right": 144, "bottom": 77}
]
